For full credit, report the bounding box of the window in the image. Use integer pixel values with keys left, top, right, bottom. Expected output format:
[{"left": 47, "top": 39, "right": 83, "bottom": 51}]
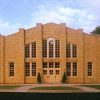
[
  {"left": 32, "top": 62, "right": 36, "bottom": 76},
  {"left": 9, "top": 62, "right": 14, "bottom": 76},
  {"left": 88, "top": 62, "right": 92, "bottom": 76},
  {"left": 49, "top": 62, "right": 53, "bottom": 68},
  {"left": 72, "top": 44, "right": 77, "bottom": 58},
  {"left": 43, "top": 40, "right": 47, "bottom": 58},
  {"left": 66, "top": 62, "right": 71, "bottom": 76},
  {"left": 25, "top": 62, "right": 30, "bottom": 76},
  {"left": 56, "top": 70, "right": 59, "bottom": 74},
  {"left": 43, "top": 62, "right": 47, "bottom": 68},
  {"left": 43, "top": 70, "right": 47, "bottom": 75},
  {"left": 55, "top": 40, "right": 60, "bottom": 58},
  {"left": 66, "top": 44, "right": 77, "bottom": 58},
  {"left": 32, "top": 42, "right": 36, "bottom": 58},
  {"left": 49, "top": 41, "right": 54, "bottom": 58},
  {"left": 25, "top": 44, "right": 30, "bottom": 58},
  {"left": 49, "top": 70, "right": 53, "bottom": 74},
  {"left": 55, "top": 62, "right": 60, "bottom": 68},
  {"left": 73, "top": 62, "right": 77, "bottom": 76},
  {"left": 66, "top": 44, "right": 70, "bottom": 58}
]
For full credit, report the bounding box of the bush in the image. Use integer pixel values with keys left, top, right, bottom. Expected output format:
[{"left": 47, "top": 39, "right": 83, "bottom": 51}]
[
  {"left": 62, "top": 72, "right": 66, "bottom": 83},
  {"left": 37, "top": 72, "right": 42, "bottom": 84}
]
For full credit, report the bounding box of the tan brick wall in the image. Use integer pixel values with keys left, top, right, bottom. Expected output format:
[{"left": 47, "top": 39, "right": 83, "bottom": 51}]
[{"left": 0, "top": 23, "right": 100, "bottom": 84}]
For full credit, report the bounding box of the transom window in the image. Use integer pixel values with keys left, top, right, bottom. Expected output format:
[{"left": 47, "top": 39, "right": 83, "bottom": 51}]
[
  {"left": 43, "top": 62, "right": 47, "bottom": 68},
  {"left": 88, "top": 62, "right": 92, "bottom": 76},
  {"left": 49, "top": 62, "right": 53, "bottom": 68},
  {"left": 55, "top": 62, "right": 60, "bottom": 68},
  {"left": 43, "top": 70, "right": 47, "bottom": 75},
  {"left": 56, "top": 70, "right": 59, "bottom": 74},
  {"left": 49, "top": 70, "right": 53, "bottom": 74}
]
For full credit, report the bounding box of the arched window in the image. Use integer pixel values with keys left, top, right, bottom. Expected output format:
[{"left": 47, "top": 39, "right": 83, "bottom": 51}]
[{"left": 43, "top": 38, "right": 60, "bottom": 58}]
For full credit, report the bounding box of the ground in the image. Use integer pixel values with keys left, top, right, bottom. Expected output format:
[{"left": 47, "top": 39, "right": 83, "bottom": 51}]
[{"left": 0, "top": 84, "right": 100, "bottom": 93}]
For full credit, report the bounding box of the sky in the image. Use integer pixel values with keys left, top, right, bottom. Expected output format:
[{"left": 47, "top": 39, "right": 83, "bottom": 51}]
[{"left": 0, "top": 0, "right": 100, "bottom": 35}]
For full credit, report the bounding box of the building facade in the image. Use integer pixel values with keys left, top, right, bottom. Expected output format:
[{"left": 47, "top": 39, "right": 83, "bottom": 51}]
[{"left": 0, "top": 23, "right": 100, "bottom": 84}]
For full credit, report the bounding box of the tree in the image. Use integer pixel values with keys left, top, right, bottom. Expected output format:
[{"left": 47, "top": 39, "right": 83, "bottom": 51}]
[
  {"left": 37, "top": 72, "right": 42, "bottom": 84},
  {"left": 92, "top": 26, "right": 100, "bottom": 35},
  {"left": 62, "top": 72, "right": 67, "bottom": 83}
]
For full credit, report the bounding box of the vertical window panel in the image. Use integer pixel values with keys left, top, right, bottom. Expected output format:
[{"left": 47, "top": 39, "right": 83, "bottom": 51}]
[
  {"left": 55, "top": 40, "right": 60, "bottom": 58},
  {"left": 72, "top": 44, "right": 77, "bottom": 58},
  {"left": 88, "top": 62, "right": 92, "bottom": 76},
  {"left": 32, "top": 42, "right": 36, "bottom": 58},
  {"left": 73, "top": 62, "right": 77, "bottom": 76},
  {"left": 66, "top": 62, "right": 71, "bottom": 76},
  {"left": 9, "top": 62, "right": 14, "bottom": 76},
  {"left": 49, "top": 42, "right": 53, "bottom": 58},
  {"left": 25, "top": 44, "right": 30, "bottom": 58},
  {"left": 66, "top": 44, "right": 71, "bottom": 58},
  {"left": 25, "top": 62, "right": 30, "bottom": 76},
  {"left": 43, "top": 40, "right": 47, "bottom": 58},
  {"left": 32, "top": 62, "right": 36, "bottom": 76}
]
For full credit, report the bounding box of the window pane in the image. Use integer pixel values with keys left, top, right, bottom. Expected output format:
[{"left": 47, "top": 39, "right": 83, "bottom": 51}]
[
  {"left": 66, "top": 44, "right": 71, "bottom": 58},
  {"left": 43, "top": 62, "right": 47, "bottom": 68},
  {"left": 49, "top": 62, "right": 53, "bottom": 68},
  {"left": 49, "top": 41, "right": 53, "bottom": 58},
  {"left": 32, "top": 42, "right": 36, "bottom": 58},
  {"left": 56, "top": 70, "right": 59, "bottom": 74},
  {"left": 9, "top": 62, "right": 14, "bottom": 76},
  {"left": 88, "top": 62, "right": 92, "bottom": 76},
  {"left": 72, "top": 45, "right": 77, "bottom": 58},
  {"left": 55, "top": 40, "right": 60, "bottom": 58},
  {"left": 66, "top": 62, "right": 71, "bottom": 76},
  {"left": 32, "top": 62, "right": 36, "bottom": 76},
  {"left": 73, "top": 62, "right": 77, "bottom": 76},
  {"left": 43, "top": 40, "right": 47, "bottom": 58},
  {"left": 25, "top": 62, "right": 30, "bottom": 76},
  {"left": 49, "top": 70, "right": 53, "bottom": 74},
  {"left": 25, "top": 44, "right": 30, "bottom": 58},
  {"left": 43, "top": 70, "right": 47, "bottom": 75},
  {"left": 55, "top": 62, "right": 60, "bottom": 68}
]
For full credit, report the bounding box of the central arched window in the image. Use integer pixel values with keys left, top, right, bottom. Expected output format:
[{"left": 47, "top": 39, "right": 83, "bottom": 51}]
[{"left": 43, "top": 38, "right": 60, "bottom": 58}]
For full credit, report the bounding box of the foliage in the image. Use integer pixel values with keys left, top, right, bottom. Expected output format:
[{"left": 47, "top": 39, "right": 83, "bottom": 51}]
[
  {"left": 37, "top": 72, "right": 42, "bottom": 84},
  {"left": 62, "top": 72, "right": 67, "bottom": 83},
  {"left": 92, "top": 26, "right": 100, "bottom": 35}
]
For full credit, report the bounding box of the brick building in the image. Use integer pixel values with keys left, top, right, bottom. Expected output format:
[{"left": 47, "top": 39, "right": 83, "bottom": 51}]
[{"left": 0, "top": 22, "right": 100, "bottom": 84}]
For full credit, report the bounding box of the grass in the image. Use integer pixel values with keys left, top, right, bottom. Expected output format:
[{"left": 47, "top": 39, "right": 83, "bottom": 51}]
[
  {"left": 81, "top": 85, "right": 100, "bottom": 90},
  {"left": 30, "top": 86, "right": 80, "bottom": 90},
  {"left": 0, "top": 85, "right": 22, "bottom": 89}
]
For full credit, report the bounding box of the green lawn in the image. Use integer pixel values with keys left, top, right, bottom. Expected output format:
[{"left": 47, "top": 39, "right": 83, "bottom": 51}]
[
  {"left": 30, "top": 86, "right": 80, "bottom": 90},
  {"left": 81, "top": 85, "right": 100, "bottom": 90},
  {"left": 0, "top": 85, "right": 21, "bottom": 89}
]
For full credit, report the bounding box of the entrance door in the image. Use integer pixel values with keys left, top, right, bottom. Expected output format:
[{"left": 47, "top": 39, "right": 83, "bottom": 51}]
[{"left": 43, "top": 62, "right": 60, "bottom": 83}]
